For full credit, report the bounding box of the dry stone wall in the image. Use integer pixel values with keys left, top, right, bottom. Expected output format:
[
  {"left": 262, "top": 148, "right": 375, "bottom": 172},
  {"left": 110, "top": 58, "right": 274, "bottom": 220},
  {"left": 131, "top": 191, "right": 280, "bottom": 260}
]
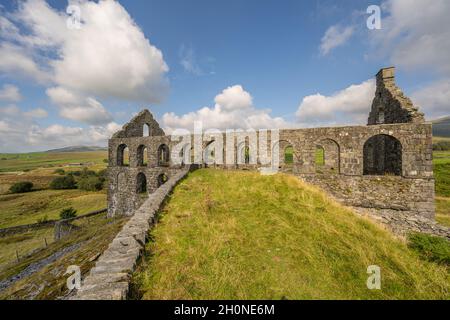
[{"left": 73, "top": 169, "right": 189, "bottom": 300}]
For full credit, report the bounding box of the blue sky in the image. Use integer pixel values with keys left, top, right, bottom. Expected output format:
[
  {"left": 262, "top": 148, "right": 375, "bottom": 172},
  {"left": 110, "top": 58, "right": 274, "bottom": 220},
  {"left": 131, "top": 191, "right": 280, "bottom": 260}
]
[{"left": 0, "top": 0, "right": 449, "bottom": 152}]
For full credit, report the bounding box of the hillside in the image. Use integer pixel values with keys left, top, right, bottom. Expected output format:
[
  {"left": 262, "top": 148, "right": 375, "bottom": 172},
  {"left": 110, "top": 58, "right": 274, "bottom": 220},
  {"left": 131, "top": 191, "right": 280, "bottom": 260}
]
[
  {"left": 432, "top": 116, "right": 450, "bottom": 137},
  {"left": 132, "top": 169, "right": 449, "bottom": 300},
  {"left": 45, "top": 146, "right": 107, "bottom": 153}
]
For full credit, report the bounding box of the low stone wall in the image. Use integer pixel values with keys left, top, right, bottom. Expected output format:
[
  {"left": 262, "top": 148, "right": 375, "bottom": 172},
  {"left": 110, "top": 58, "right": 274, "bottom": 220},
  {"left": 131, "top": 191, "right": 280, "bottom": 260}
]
[
  {"left": 73, "top": 168, "right": 190, "bottom": 300},
  {"left": 299, "top": 174, "right": 435, "bottom": 219},
  {"left": 0, "top": 209, "right": 107, "bottom": 238}
]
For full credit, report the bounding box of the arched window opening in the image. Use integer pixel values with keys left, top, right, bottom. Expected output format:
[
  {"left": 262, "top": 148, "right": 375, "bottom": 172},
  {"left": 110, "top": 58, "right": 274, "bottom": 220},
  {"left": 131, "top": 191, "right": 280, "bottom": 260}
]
[
  {"left": 284, "top": 146, "right": 294, "bottom": 164},
  {"left": 157, "top": 173, "right": 168, "bottom": 187},
  {"left": 157, "top": 144, "right": 170, "bottom": 166},
  {"left": 315, "top": 145, "right": 325, "bottom": 166},
  {"left": 315, "top": 139, "right": 340, "bottom": 174},
  {"left": 204, "top": 141, "right": 215, "bottom": 165},
  {"left": 363, "top": 134, "right": 402, "bottom": 176},
  {"left": 244, "top": 146, "right": 250, "bottom": 164},
  {"left": 137, "top": 145, "right": 148, "bottom": 166},
  {"left": 117, "top": 144, "right": 130, "bottom": 166},
  {"left": 143, "top": 123, "right": 150, "bottom": 136},
  {"left": 136, "top": 172, "right": 147, "bottom": 194}
]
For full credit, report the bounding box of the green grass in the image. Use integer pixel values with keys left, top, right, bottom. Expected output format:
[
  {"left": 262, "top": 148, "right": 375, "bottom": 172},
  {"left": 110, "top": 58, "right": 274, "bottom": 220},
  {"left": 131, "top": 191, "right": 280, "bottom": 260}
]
[
  {"left": 0, "top": 227, "right": 55, "bottom": 271},
  {"left": 132, "top": 169, "right": 449, "bottom": 300},
  {"left": 0, "top": 189, "right": 106, "bottom": 228},
  {"left": 434, "top": 151, "right": 450, "bottom": 197},
  {"left": 0, "top": 214, "right": 128, "bottom": 300},
  {"left": 0, "top": 151, "right": 107, "bottom": 173},
  {"left": 408, "top": 233, "right": 450, "bottom": 266}
]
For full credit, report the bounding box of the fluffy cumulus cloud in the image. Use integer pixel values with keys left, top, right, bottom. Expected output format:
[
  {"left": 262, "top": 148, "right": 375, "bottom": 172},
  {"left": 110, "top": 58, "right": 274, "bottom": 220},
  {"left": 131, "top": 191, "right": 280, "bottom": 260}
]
[
  {"left": 0, "top": 104, "right": 121, "bottom": 152},
  {"left": 372, "top": 0, "right": 450, "bottom": 75},
  {"left": 320, "top": 24, "right": 354, "bottom": 55},
  {"left": 46, "top": 86, "right": 112, "bottom": 125},
  {"left": 0, "top": 0, "right": 168, "bottom": 127},
  {"left": 0, "top": 84, "right": 22, "bottom": 102},
  {"left": 0, "top": 0, "right": 168, "bottom": 151},
  {"left": 296, "top": 79, "right": 375, "bottom": 127},
  {"left": 411, "top": 79, "right": 450, "bottom": 120},
  {"left": 162, "top": 85, "right": 290, "bottom": 132}
]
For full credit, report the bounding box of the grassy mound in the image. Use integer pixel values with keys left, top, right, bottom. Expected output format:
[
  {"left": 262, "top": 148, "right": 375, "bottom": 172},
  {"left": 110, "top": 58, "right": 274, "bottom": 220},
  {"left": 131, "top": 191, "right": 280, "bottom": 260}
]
[{"left": 133, "top": 169, "right": 449, "bottom": 300}]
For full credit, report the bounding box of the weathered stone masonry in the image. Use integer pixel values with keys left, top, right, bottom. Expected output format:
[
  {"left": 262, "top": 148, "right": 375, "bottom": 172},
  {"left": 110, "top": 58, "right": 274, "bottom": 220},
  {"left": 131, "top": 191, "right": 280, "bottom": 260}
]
[
  {"left": 74, "top": 67, "right": 447, "bottom": 299},
  {"left": 107, "top": 69, "right": 435, "bottom": 222}
]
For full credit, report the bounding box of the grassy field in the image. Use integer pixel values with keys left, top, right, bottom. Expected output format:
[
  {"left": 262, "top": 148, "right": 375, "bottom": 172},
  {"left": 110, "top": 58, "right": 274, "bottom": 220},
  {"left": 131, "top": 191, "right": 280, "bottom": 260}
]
[
  {"left": 433, "top": 150, "right": 450, "bottom": 226},
  {"left": 0, "top": 151, "right": 107, "bottom": 173},
  {"left": 0, "top": 190, "right": 106, "bottom": 228},
  {"left": 132, "top": 169, "right": 449, "bottom": 300},
  {"left": 0, "top": 214, "right": 128, "bottom": 300}
]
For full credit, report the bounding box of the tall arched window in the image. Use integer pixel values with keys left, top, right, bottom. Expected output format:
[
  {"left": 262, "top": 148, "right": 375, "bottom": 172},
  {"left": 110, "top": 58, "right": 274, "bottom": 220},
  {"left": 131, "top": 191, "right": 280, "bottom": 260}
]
[
  {"left": 136, "top": 172, "right": 147, "bottom": 194},
  {"left": 157, "top": 173, "right": 168, "bottom": 187},
  {"left": 137, "top": 145, "right": 148, "bottom": 166},
  {"left": 143, "top": 123, "right": 150, "bottom": 136},
  {"left": 284, "top": 146, "right": 294, "bottom": 164},
  {"left": 117, "top": 144, "right": 129, "bottom": 166},
  {"left": 315, "top": 145, "right": 325, "bottom": 166},
  {"left": 363, "top": 134, "right": 402, "bottom": 176},
  {"left": 157, "top": 144, "right": 170, "bottom": 166}
]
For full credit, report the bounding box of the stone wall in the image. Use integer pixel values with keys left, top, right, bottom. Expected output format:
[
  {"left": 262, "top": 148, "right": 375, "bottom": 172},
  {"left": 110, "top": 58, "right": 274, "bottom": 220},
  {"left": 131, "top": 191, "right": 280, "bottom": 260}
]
[
  {"left": 368, "top": 67, "right": 425, "bottom": 125},
  {"left": 73, "top": 169, "right": 190, "bottom": 300}
]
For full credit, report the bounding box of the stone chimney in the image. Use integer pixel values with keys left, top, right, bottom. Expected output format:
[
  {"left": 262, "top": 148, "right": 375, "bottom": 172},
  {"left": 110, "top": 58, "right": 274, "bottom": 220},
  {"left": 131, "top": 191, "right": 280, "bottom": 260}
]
[{"left": 368, "top": 67, "right": 425, "bottom": 125}]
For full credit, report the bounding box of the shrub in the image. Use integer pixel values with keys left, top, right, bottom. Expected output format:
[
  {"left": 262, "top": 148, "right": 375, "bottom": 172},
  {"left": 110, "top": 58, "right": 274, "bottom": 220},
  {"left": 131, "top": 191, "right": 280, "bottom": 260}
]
[
  {"left": 53, "top": 168, "right": 65, "bottom": 175},
  {"left": 9, "top": 181, "right": 33, "bottom": 193},
  {"left": 60, "top": 207, "right": 77, "bottom": 220},
  {"left": 433, "top": 141, "right": 450, "bottom": 151},
  {"left": 408, "top": 232, "right": 450, "bottom": 265},
  {"left": 78, "top": 176, "right": 103, "bottom": 191},
  {"left": 80, "top": 167, "right": 97, "bottom": 177},
  {"left": 50, "top": 175, "right": 77, "bottom": 190}
]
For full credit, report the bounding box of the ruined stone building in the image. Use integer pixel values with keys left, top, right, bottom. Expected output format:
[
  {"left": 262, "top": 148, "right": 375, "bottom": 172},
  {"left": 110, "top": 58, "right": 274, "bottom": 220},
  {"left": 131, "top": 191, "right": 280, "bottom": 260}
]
[{"left": 107, "top": 67, "right": 435, "bottom": 225}]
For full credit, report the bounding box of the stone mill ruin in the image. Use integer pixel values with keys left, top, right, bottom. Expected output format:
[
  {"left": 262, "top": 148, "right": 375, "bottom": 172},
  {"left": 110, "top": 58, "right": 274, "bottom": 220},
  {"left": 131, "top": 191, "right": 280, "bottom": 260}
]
[
  {"left": 106, "top": 67, "right": 444, "bottom": 236},
  {"left": 73, "top": 67, "right": 449, "bottom": 299}
]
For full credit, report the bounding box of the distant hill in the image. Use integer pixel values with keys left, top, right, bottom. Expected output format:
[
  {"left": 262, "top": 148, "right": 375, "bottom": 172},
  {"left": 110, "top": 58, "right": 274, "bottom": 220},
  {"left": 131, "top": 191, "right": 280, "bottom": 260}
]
[
  {"left": 45, "top": 146, "right": 107, "bottom": 153},
  {"left": 432, "top": 116, "right": 450, "bottom": 137}
]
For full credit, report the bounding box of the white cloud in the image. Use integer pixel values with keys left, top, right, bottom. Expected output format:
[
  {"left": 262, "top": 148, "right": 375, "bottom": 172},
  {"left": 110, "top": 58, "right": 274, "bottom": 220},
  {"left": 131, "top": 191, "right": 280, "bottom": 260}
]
[
  {"left": 296, "top": 79, "right": 375, "bottom": 127},
  {"left": 0, "top": 84, "right": 22, "bottom": 102},
  {"left": 179, "top": 44, "right": 203, "bottom": 75},
  {"left": 24, "top": 108, "right": 48, "bottom": 118},
  {"left": 320, "top": 25, "right": 354, "bottom": 55},
  {"left": 411, "top": 79, "right": 450, "bottom": 120},
  {"left": 372, "top": 0, "right": 450, "bottom": 75},
  {"left": 162, "top": 85, "right": 290, "bottom": 131},
  {"left": 1, "top": 0, "right": 169, "bottom": 126},
  {"left": 0, "top": 43, "right": 50, "bottom": 82},
  {"left": 0, "top": 104, "right": 120, "bottom": 152},
  {"left": 46, "top": 86, "right": 112, "bottom": 125}
]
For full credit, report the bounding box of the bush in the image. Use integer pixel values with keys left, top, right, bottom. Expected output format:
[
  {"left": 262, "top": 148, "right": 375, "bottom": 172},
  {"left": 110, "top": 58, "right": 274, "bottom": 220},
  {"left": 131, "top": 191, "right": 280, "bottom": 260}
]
[
  {"left": 60, "top": 207, "right": 77, "bottom": 220},
  {"left": 9, "top": 181, "right": 33, "bottom": 193},
  {"left": 81, "top": 167, "right": 97, "bottom": 177},
  {"left": 408, "top": 233, "right": 450, "bottom": 265},
  {"left": 50, "top": 175, "right": 77, "bottom": 190},
  {"left": 53, "top": 168, "right": 65, "bottom": 175},
  {"left": 78, "top": 176, "right": 103, "bottom": 191},
  {"left": 433, "top": 141, "right": 450, "bottom": 151}
]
